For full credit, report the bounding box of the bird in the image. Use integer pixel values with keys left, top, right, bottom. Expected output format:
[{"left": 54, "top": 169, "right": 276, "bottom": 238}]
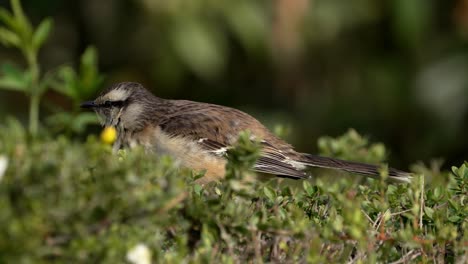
[{"left": 81, "top": 82, "right": 412, "bottom": 184}]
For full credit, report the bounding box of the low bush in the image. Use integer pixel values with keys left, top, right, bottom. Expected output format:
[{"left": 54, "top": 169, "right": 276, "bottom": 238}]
[{"left": 0, "top": 121, "right": 466, "bottom": 263}]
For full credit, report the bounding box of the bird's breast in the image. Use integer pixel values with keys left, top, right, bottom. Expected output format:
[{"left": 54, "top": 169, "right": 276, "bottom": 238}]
[{"left": 129, "top": 125, "right": 227, "bottom": 183}]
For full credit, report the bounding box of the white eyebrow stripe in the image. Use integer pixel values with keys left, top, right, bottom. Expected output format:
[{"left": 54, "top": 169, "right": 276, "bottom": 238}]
[{"left": 104, "top": 88, "right": 130, "bottom": 101}]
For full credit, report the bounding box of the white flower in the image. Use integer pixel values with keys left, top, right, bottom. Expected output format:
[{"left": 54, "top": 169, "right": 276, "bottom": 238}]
[
  {"left": 126, "top": 243, "right": 152, "bottom": 264},
  {"left": 0, "top": 156, "right": 8, "bottom": 182}
]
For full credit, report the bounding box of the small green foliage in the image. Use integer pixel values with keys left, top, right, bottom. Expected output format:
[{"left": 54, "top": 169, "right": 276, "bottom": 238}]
[
  {"left": 451, "top": 163, "right": 468, "bottom": 196},
  {"left": 318, "top": 128, "right": 387, "bottom": 163},
  {"left": 47, "top": 46, "right": 104, "bottom": 134},
  {"left": 51, "top": 46, "right": 104, "bottom": 104},
  {"left": 0, "top": 0, "right": 54, "bottom": 136},
  {"left": 227, "top": 131, "right": 261, "bottom": 167},
  {"left": 0, "top": 124, "right": 466, "bottom": 263},
  {"left": 225, "top": 130, "right": 261, "bottom": 179},
  {"left": 0, "top": 0, "right": 103, "bottom": 136},
  {"left": 0, "top": 63, "right": 31, "bottom": 92}
]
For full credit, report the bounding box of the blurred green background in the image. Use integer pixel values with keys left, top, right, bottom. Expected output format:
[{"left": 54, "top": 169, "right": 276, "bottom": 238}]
[{"left": 0, "top": 0, "right": 467, "bottom": 169}]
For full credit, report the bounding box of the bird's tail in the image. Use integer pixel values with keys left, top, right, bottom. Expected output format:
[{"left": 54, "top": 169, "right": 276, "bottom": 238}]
[{"left": 298, "top": 153, "right": 412, "bottom": 183}]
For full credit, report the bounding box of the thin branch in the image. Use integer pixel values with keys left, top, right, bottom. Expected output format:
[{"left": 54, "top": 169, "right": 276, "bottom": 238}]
[{"left": 389, "top": 250, "right": 421, "bottom": 264}]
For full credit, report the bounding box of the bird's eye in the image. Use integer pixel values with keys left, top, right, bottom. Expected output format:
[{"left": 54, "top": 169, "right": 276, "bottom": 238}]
[{"left": 101, "top": 100, "right": 125, "bottom": 108}]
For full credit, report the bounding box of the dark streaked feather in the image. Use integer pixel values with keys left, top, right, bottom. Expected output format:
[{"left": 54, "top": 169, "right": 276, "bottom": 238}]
[
  {"left": 197, "top": 138, "right": 226, "bottom": 151},
  {"left": 254, "top": 157, "right": 308, "bottom": 179},
  {"left": 299, "top": 153, "right": 412, "bottom": 182}
]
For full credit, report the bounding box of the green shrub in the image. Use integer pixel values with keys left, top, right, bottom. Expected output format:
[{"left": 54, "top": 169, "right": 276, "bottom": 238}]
[{"left": 0, "top": 122, "right": 466, "bottom": 263}]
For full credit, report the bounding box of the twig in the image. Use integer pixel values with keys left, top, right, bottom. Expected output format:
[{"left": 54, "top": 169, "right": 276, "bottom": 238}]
[
  {"left": 390, "top": 209, "right": 412, "bottom": 216},
  {"left": 419, "top": 177, "right": 424, "bottom": 229},
  {"left": 389, "top": 249, "right": 421, "bottom": 264},
  {"left": 361, "top": 209, "right": 375, "bottom": 226},
  {"left": 252, "top": 229, "right": 262, "bottom": 262},
  {"left": 376, "top": 210, "right": 390, "bottom": 231}
]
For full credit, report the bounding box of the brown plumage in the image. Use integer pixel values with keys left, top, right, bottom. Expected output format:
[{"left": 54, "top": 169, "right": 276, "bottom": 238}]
[{"left": 81, "top": 82, "right": 412, "bottom": 183}]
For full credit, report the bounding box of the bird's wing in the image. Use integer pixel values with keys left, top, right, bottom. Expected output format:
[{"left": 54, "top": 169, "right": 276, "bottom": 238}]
[
  {"left": 255, "top": 141, "right": 308, "bottom": 179},
  {"left": 158, "top": 111, "right": 308, "bottom": 179}
]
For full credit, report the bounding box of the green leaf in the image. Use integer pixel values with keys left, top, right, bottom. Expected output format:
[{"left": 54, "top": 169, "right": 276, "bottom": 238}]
[
  {"left": 52, "top": 47, "right": 104, "bottom": 103},
  {"left": 32, "top": 18, "right": 52, "bottom": 50},
  {"left": 0, "top": 63, "right": 30, "bottom": 91},
  {"left": 79, "top": 46, "right": 103, "bottom": 95},
  {"left": 448, "top": 215, "right": 461, "bottom": 223},
  {"left": 424, "top": 207, "right": 434, "bottom": 219},
  {"left": 51, "top": 65, "right": 78, "bottom": 98},
  {"left": 1, "top": 62, "right": 22, "bottom": 76},
  {"left": 0, "top": 8, "right": 16, "bottom": 29},
  {"left": 303, "top": 181, "right": 316, "bottom": 196},
  {"left": 433, "top": 186, "right": 442, "bottom": 200},
  {"left": 452, "top": 164, "right": 466, "bottom": 177},
  {"left": 0, "top": 76, "right": 26, "bottom": 91},
  {"left": 81, "top": 46, "right": 98, "bottom": 67},
  {"left": 10, "top": 0, "right": 32, "bottom": 38},
  {"left": 193, "top": 184, "right": 203, "bottom": 196},
  {"left": 263, "top": 186, "right": 276, "bottom": 201},
  {"left": 451, "top": 166, "right": 458, "bottom": 174},
  {"left": 0, "top": 26, "right": 20, "bottom": 47},
  {"left": 448, "top": 199, "right": 460, "bottom": 211}
]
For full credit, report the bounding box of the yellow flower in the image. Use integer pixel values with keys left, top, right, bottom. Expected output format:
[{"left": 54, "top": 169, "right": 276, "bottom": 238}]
[{"left": 100, "top": 126, "right": 117, "bottom": 144}]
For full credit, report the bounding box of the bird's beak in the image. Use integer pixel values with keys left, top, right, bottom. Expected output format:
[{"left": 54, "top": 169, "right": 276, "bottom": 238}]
[{"left": 80, "top": 101, "right": 96, "bottom": 109}]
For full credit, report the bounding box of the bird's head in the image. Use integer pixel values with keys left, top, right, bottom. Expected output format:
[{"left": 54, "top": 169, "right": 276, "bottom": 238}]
[{"left": 81, "top": 82, "right": 156, "bottom": 129}]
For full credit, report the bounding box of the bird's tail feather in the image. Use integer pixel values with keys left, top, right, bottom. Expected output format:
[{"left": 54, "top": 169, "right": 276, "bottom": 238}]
[{"left": 299, "top": 154, "right": 412, "bottom": 183}]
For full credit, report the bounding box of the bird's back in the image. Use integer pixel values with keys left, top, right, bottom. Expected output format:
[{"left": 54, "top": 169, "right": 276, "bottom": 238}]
[{"left": 159, "top": 99, "right": 296, "bottom": 153}]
